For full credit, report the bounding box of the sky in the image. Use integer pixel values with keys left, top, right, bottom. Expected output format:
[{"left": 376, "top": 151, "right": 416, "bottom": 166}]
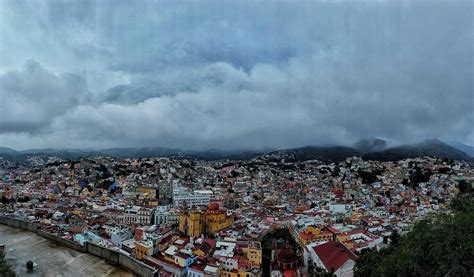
[{"left": 0, "top": 0, "right": 473, "bottom": 150}]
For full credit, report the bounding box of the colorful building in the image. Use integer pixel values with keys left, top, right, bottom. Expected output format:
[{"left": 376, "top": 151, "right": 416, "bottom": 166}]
[
  {"left": 243, "top": 241, "right": 263, "bottom": 267},
  {"left": 203, "top": 203, "right": 234, "bottom": 235},
  {"left": 179, "top": 208, "right": 203, "bottom": 237},
  {"left": 135, "top": 240, "right": 153, "bottom": 260},
  {"left": 179, "top": 203, "right": 234, "bottom": 237}
]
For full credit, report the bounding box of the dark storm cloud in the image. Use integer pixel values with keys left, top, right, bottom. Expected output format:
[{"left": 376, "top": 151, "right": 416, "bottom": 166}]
[
  {"left": 0, "top": 60, "right": 88, "bottom": 134},
  {"left": 0, "top": 0, "right": 472, "bottom": 149}
]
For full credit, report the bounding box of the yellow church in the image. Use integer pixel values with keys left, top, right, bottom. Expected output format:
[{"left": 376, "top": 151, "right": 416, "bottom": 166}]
[{"left": 179, "top": 203, "right": 234, "bottom": 237}]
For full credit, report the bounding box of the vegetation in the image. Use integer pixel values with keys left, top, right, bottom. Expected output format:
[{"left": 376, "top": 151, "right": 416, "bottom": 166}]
[
  {"left": 354, "top": 193, "right": 474, "bottom": 277},
  {"left": 0, "top": 256, "right": 15, "bottom": 277}
]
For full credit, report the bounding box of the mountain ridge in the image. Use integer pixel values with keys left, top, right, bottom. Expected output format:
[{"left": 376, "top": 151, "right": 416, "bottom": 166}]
[
  {"left": 1, "top": 139, "right": 472, "bottom": 163},
  {"left": 449, "top": 142, "right": 474, "bottom": 157}
]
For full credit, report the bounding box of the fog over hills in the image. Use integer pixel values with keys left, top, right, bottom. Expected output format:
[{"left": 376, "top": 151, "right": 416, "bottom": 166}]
[
  {"left": 362, "top": 139, "right": 472, "bottom": 162},
  {"left": 353, "top": 138, "right": 390, "bottom": 154},
  {"left": 1, "top": 139, "right": 472, "bottom": 163},
  {"left": 0, "top": 147, "right": 17, "bottom": 154},
  {"left": 448, "top": 142, "right": 474, "bottom": 157}
]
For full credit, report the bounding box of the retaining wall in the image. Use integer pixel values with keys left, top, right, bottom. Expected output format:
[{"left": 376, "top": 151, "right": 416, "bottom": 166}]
[
  {"left": 0, "top": 216, "right": 158, "bottom": 277},
  {"left": 37, "top": 229, "right": 87, "bottom": 252},
  {"left": 120, "top": 253, "right": 158, "bottom": 277},
  {"left": 87, "top": 243, "right": 120, "bottom": 264}
]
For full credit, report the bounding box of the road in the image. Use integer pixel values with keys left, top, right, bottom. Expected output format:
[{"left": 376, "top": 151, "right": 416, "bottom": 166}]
[{"left": 0, "top": 224, "right": 133, "bottom": 277}]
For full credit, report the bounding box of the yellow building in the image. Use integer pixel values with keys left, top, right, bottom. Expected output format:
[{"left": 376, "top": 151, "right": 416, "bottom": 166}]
[
  {"left": 204, "top": 203, "right": 234, "bottom": 235},
  {"left": 135, "top": 240, "right": 153, "bottom": 260},
  {"left": 179, "top": 203, "right": 234, "bottom": 237},
  {"left": 72, "top": 209, "right": 82, "bottom": 216},
  {"left": 179, "top": 208, "right": 202, "bottom": 237},
  {"left": 136, "top": 186, "right": 157, "bottom": 199},
  {"left": 243, "top": 241, "right": 262, "bottom": 266},
  {"left": 48, "top": 194, "right": 57, "bottom": 201},
  {"left": 336, "top": 232, "right": 350, "bottom": 243},
  {"left": 307, "top": 225, "right": 321, "bottom": 235},
  {"left": 144, "top": 199, "right": 159, "bottom": 207},
  {"left": 193, "top": 248, "right": 205, "bottom": 257}
]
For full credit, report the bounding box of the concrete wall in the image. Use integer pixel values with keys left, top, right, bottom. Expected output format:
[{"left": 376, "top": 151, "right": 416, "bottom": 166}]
[
  {"left": 86, "top": 243, "right": 157, "bottom": 277},
  {"left": 120, "top": 253, "right": 158, "bottom": 277},
  {"left": 37, "top": 229, "right": 87, "bottom": 252},
  {"left": 0, "top": 216, "right": 158, "bottom": 277},
  {"left": 87, "top": 243, "right": 120, "bottom": 264}
]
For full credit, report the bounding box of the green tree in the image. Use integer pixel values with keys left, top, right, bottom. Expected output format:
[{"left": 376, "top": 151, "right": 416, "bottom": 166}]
[
  {"left": 0, "top": 256, "right": 15, "bottom": 277},
  {"left": 354, "top": 193, "right": 474, "bottom": 277}
]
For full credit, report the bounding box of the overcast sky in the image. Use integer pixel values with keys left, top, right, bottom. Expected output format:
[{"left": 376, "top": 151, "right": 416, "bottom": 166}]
[{"left": 0, "top": 0, "right": 473, "bottom": 150}]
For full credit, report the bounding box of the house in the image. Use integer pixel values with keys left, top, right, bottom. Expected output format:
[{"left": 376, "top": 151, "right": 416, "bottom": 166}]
[
  {"left": 188, "top": 263, "right": 205, "bottom": 277},
  {"left": 309, "top": 241, "right": 357, "bottom": 277},
  {"left": 136, "top": 240, "right": 154, "bottom": 260}
]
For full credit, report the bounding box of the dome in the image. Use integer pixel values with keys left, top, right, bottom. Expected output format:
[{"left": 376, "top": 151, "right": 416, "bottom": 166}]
[{"left": 277, "top": 245, "right": 297, "bottom": 263}]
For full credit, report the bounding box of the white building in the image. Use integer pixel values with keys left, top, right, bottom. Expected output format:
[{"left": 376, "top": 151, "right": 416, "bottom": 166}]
[
  {"left": 173, "top": 187, "right": 213, "bottom": 207},
  {"left": 154, "top": 205, "right": 180, "bottom": 225},
  {"left": 329, "top": 203, "right": 350, "bottom": 214},
  {"left": 117, "top": 206, "right": 154, "bottom": 225}
]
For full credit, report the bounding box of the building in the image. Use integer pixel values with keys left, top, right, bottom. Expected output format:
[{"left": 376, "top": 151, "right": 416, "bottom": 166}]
[
  {"left": 158, "top": 181, "right": 173, "bottom": 203},
  {"left": 179, "top": 208, "right": 203, "bottom": 237},
  {"left": 174, "top": 187, "right": 213, "bottom": 207},
  {"left": 136, "top": 240, "right": 154, "bottom": 260},
  {"left": 136, "top": 186, "right": 158, "bottom": 199},
  {"left": 138, "top": 207, "right": 154, "bottom": 225},
  {"left": 329, "top": 204, "right": 350, "bottom": 214},
  {"left": 203, "top": 203, "right": 234, "bottom": 235},
  {"left": 155, "top": 205, "right": 180, "bottom": 226},
  {"left": 309, "top": 241, "right": 357, "bottom": 277},
  {"left": 243, "top": 241, "right": 263, "bottom": 267},
  {"left": 111, "top": 228, "right": 133, "bottom": 248},
  {"left": 117, "top": 206, "right": 154, "bottom": 225},
  {"left": 178, "top": 203, "right": 234, "bottom": 237},
  {"left": 275, "top": 243, "right": 298, "bottom": 271}
]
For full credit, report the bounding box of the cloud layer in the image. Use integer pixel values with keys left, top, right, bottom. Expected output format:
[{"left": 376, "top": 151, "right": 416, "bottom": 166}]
[{"left": 0, "top": 0, "right": 473, "bottom": 150}]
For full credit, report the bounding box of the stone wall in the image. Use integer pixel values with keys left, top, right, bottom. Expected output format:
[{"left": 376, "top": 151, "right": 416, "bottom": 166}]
[{"left": 0, "top": 216, "right": 158, "bottom": 277}]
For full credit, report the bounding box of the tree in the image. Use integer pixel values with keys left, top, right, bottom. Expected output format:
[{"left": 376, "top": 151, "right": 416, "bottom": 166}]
[
  {"left": 389, "top": 229, "right": 400, "bottom": 246},
  {"left": 354, "top": 193, "right": 474, "bottom": 277},
  {"left": 0, "top": 256, "right": 15, "bottom": 277},
  {"left": 458, "top": 180, "right": 473, "bottom": 194}
]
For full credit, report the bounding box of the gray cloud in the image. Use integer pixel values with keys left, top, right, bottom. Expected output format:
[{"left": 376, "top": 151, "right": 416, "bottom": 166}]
[
  {"left": 0, "top": 0, "right": 472, "bottom": 150},
  {"left": 0, "top": 60, "right": 88, "bottom": 134}
]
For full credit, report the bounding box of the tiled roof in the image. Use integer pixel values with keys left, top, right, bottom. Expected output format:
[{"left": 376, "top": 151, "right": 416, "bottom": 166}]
[{"left": 313, "top": 241, "right": 357, "bottom": 272}]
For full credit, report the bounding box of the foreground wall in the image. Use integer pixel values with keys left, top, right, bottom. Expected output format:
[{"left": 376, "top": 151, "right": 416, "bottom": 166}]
[
  {"left": 37, "top": 229, "right": 88, "bottom": 252},
  {"left": 0, "top": 216, "right": 158, "bottom": 277}
]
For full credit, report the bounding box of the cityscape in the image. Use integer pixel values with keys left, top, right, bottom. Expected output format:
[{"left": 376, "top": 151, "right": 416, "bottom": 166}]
[
  {"left": 1, "top": 146, "right": 473, "bottom": 276},
  {"left": 0, "top": 1, "right": 473, "bottom": 277}
]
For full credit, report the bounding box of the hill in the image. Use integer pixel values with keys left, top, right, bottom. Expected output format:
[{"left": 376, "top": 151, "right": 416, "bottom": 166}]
[
  {"left": 363, "top": 139, "right": 472, "bottom": 161},
  {"left": 0, "top": 139, "right": 472, "bottom": 163},
  {"left": 0, "top": 147, "right": 17, "bottom": 155},
  {"left": 353, "top": 138, "right": 389, "bottom": 153},
  {"left": 100, "top": 147, "right": 185, "bottom": 158},
  {"left": 449, "top": 142, "right": 474, "bottom": 157},
  {"left": 266, "top": 146, "right": 361, "bottom": 162}
]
